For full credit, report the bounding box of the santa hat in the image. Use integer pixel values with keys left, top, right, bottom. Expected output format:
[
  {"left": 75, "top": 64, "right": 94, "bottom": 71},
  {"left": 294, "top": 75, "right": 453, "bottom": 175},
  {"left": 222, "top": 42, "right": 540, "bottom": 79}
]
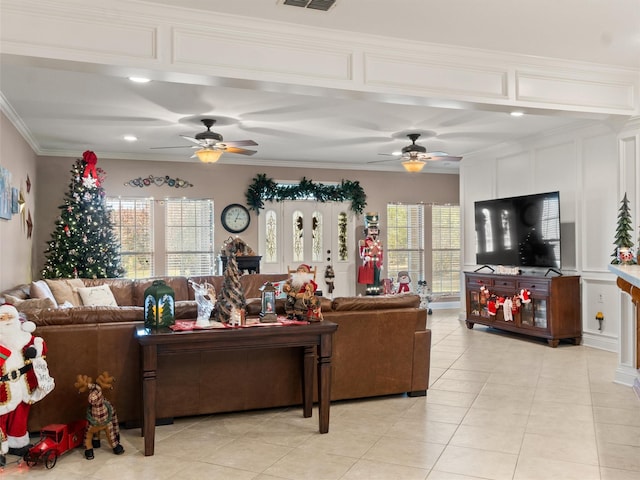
[{"left": 297, "top": 264, "right": 312, "bottom": 273}]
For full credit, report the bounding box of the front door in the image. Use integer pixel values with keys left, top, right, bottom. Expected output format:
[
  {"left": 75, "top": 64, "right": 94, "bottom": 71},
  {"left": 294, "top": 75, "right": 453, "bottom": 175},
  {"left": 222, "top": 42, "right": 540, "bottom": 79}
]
[{"left": 258, "top": 200, "right": 356, "bottom": 297}]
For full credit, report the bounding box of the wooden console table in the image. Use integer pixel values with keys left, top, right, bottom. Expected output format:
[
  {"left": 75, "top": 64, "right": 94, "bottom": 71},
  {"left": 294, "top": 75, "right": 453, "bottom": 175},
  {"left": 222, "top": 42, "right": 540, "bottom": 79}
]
[{"left": 135, "top": 320, "right": 338, "bottom": 456}]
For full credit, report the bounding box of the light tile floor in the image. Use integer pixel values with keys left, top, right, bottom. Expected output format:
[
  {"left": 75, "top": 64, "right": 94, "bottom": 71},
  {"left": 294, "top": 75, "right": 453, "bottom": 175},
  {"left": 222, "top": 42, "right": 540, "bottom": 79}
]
[{"left": 4, "top": 309, "right": 640, "bottom": 479}]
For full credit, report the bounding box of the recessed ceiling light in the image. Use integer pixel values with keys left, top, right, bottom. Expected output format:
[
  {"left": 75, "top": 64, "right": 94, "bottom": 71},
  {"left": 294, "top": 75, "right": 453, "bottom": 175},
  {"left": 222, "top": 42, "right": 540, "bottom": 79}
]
[
  {"left": 128, "top": 76, "right": 151, "bottom": 83},
  {"left": 123, "top": 135, "right": 138, "bottom": 142},
  {"left": 510, "top": 111, "right": 524, "bottom": 117}
]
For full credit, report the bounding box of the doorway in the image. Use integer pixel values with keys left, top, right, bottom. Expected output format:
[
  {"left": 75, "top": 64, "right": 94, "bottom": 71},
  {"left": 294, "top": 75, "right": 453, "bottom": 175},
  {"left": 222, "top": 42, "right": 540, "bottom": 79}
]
[{"left": 258, "top": 200, "right": 356, "bottom": 297}]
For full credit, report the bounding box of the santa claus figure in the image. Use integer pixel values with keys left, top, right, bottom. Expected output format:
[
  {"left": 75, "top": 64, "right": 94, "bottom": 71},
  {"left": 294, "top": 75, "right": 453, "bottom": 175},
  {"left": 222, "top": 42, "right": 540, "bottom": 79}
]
[
  {"left": 283, "top": 264, "right": 318, "bottom": 320},
  {"left": 0, "top": 304, "right": 54, "bottom": 464}
]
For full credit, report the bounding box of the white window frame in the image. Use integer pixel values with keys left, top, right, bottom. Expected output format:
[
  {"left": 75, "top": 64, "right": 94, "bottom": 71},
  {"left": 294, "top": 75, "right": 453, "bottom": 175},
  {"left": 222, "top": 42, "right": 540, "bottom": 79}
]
[
  {"left": 431, "top": 203, "right": 461, "bottom": 296},
  {"left": 107, "top": 197, "right": 154, "bottom": 278},
  {"left": 107, "top": 196, "right": 214, "bottom": 278},
  {"left": 386, "top": 203, "right": 425, "bottom": 287}
]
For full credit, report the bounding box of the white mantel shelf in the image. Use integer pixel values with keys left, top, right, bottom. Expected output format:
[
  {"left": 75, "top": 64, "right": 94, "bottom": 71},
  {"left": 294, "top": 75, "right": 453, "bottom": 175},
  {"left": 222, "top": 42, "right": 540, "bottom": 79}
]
[
  {"left": 608, "top": 264, "right": 640, "bottom": 288},
  {"left": 608, "top": 264, "right": 640, "bottom": 398}
]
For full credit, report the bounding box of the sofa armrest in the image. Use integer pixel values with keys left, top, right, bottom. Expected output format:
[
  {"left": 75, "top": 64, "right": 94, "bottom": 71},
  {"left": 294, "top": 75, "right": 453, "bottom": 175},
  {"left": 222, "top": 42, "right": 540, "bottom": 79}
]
[{"left": 409, "top": 329, "right": 431, "bottom": 396}]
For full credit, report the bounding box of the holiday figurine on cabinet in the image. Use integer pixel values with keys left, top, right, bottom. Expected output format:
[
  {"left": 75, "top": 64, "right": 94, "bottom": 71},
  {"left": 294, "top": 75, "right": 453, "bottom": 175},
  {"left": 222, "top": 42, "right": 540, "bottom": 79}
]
[
  {"left": 283, "top": 264, "right": 320, "bottom": 321},
  {"left": 396, "top": 271, "right": 411, "bottom": 293},
  {"left": 189, "top": 280, "right": 216, "bottom": 327},
  {"left": 323, "top": 265, "right": 335, "bottom": 298},
  {"left": 416, "top": 280, "right": 432, "bottom": 314},
  {"left": 0, "top": 304, "right": 55, "bottom": 466},
  {"left": 358, "top": 213, "right": 384, "bottom": 295}
]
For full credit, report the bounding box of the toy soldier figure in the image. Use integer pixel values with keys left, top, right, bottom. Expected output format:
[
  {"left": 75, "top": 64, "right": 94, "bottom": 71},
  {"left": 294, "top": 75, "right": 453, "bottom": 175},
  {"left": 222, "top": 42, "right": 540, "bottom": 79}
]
[{"left": 358, "top": 213, "right": 383, "bottom": 295}]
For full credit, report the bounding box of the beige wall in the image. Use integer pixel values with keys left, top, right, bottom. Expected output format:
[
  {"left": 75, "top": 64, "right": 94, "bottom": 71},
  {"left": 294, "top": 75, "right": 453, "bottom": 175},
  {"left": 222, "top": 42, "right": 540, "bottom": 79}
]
[
  {"left": 28, "top": 155, "right": 458, "bottom": 287},
  {"left": 0, "top": 112, "right": 37, "bottom": 291}
]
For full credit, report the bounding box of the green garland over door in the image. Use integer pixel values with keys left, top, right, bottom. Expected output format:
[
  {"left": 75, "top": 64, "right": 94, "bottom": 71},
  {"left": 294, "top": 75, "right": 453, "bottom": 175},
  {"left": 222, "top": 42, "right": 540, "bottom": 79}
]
[{"left": 245, "top": 174, "right": 367, "bottom": 215}]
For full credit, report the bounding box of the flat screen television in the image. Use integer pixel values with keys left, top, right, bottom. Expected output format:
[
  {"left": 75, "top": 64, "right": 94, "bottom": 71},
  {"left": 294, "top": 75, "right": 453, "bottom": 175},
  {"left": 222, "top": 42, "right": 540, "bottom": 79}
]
[{"left": 474, "top": 191, "right": 561, "bottom": 269}]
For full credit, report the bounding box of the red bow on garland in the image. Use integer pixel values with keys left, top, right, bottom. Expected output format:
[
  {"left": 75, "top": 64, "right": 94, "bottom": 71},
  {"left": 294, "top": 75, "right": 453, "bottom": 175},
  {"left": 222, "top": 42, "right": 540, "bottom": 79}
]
[{"left": 82, "top": 150, "right": 100, "bottom": 186}]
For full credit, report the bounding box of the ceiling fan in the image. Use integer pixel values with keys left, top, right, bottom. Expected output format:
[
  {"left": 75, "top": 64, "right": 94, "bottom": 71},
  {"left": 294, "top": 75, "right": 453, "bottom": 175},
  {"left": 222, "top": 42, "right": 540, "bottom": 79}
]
[
  {"left": 152, "top": 119, "right": 258, "bottom": 163},
  {"left": 371, "top": 133, "right": 462, "bottom": 172}
]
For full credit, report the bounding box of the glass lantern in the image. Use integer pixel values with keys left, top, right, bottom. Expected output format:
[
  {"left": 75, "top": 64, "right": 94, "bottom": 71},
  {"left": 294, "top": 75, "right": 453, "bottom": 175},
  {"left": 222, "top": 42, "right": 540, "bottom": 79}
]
[
  {"left": 260, "top": 282, "right": 278, "bottom": 323},
  {"left": 144, "top": 280, "right": 175, "bottom": 329}
]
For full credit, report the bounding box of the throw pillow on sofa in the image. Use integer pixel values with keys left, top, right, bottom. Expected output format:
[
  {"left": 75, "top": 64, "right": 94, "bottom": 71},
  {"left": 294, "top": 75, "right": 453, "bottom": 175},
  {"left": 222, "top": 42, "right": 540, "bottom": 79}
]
[
  {"left": 29, "top": 280, "right": 59, "bottom": 307},
  {"left": 77, "top": 284, "right": 118, "bottom": 307},
  {"left": 3, "top": 294, "right": 56, "bottom": 312},
  {"left": 44, "top": 278, "right": 85, "bottom": 306}
]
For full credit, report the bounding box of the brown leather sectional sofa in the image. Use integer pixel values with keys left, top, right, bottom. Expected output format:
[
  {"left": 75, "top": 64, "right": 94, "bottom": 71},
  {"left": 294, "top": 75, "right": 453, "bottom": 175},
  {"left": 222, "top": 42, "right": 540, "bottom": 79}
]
[{"left": 0, "top": 274, "right": 431, "bottom": 432}]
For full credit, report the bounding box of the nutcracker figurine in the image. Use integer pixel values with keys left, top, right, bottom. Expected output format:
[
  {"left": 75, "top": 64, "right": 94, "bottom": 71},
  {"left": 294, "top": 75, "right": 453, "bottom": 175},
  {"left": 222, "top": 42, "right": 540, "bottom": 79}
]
[{"left": 358, "top": 213, "right": 383, "bottom": 295}]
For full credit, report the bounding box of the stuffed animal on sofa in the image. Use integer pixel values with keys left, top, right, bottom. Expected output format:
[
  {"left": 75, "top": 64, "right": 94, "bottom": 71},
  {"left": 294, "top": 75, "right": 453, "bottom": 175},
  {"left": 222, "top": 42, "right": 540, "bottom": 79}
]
[{"left": 0, "top": 304, "right": 54, "bottom": 465}]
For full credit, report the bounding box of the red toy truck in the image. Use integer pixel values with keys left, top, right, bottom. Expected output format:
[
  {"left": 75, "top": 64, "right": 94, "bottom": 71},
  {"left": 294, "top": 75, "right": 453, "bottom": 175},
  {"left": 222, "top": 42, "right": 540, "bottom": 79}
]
[{"left": 24, "top": 419, "right": 88, "bottom": 469}]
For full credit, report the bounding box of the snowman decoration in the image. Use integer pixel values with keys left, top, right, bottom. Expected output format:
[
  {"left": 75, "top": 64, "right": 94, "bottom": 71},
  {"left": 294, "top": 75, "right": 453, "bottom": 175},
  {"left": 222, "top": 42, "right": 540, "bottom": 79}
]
[
  {"left": 0, "top": 304, "right": 54, "bottom": 465},
  {"left": 416, "top": 280, "right": 432, "bottom": 314}
]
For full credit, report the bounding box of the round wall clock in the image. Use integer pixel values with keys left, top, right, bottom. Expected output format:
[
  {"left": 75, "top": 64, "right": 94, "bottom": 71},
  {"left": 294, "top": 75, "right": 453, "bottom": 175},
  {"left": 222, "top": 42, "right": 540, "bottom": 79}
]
[{"left": 221, "top": 203, "right": 251, "bottom": 233}]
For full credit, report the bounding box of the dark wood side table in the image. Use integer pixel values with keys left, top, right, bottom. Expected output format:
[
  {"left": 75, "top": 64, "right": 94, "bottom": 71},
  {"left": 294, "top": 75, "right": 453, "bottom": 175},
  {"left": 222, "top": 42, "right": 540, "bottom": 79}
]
[{"left": 135, "top": 320, "right": 338, "bottom": 456}]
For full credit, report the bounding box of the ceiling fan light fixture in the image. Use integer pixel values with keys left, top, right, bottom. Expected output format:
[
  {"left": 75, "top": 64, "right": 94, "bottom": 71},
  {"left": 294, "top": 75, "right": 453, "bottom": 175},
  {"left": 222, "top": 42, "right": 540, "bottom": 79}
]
[
  {"left": 195, "top": 148, "right": 223, "bottom": 163},
  {"left": 402, "top": 159, "right": 426, "bottom": 173}
]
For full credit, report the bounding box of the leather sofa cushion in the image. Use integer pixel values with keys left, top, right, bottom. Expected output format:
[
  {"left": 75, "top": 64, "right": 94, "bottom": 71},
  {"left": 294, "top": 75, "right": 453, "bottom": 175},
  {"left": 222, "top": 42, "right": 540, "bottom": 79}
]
[
  {"left": 132, "top": 277, "right": 191, "bottom": 305},
  {"left": 332, "top": 294, "right": 420, "bottom": 311},
  {"left": 240, "top": 274, "right": 288, "bottom": 299},
  {"left": 29, "top": 306, "right": 143, "bottom": 326}
]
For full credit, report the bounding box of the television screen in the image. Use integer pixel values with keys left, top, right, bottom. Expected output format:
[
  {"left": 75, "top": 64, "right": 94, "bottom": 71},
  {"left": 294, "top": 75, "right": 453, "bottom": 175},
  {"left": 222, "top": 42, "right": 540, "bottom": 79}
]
[{"left": 475, "top": 191, "right": 561, "bottom": 269}]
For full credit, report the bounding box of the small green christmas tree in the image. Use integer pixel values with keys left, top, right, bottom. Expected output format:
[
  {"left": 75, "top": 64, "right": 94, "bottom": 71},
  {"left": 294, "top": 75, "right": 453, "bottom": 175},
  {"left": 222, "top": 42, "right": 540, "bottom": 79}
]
[
  {"left": 42, "top": 151, "right": 125, "bottom": 278},
  {"left": 215, "top": 254, "right": 246, "bottom": 322},
  {"left": 611, "top": 193, "right": 636, "bottom": 265}
]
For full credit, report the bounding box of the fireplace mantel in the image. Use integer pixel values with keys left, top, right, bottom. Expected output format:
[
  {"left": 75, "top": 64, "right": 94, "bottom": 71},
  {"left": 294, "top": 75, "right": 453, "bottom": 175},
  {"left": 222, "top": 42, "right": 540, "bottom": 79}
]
[{"left": 608, "top": 264, "right": 640, "bottom": 397}]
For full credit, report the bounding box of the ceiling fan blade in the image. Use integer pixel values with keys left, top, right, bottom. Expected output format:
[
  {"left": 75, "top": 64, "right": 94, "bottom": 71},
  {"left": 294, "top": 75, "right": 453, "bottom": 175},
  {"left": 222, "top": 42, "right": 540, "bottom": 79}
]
[
  {"left": 150, "top": 145, "right": 194, "bottom": 150},
  {"left": 222, "top": 139, "right": 258, "bottom": 147},
  {"left": 180, "top": 135, "right": 204, "bottom": 146},
  {"left": 377, "top": 153, "right": 402, "bottom": 157},
  {"left": 367, "top": 157, "right": 397, "bottom": 164},
  {"left": 425, "top": 151, "right": 449, "bottom": 157},
  {"left": 224, "top": 146, "right": 257, "bottom": 156},
  {"left": 426, "top": 155, "right": 463, "bottom": 162}
]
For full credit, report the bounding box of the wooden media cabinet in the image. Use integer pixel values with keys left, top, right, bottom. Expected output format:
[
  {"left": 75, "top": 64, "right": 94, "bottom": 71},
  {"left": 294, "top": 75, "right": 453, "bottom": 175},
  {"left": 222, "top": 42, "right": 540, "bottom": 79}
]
[{"left": 464, "top": 272, "right": 581, "bottom": 347}]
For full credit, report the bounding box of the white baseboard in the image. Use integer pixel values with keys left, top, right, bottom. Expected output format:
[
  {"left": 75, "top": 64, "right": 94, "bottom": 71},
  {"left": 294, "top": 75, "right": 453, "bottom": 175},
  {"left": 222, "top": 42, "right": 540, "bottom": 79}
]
[
  {"left": 614, "top": 364, "right": 640, "bottom": 388},
  {"left": 581, "top": 331, "right": 618, "bottom": 352},
  {"left": 430, "top": 301, "right": 460, "bottom": 310}
]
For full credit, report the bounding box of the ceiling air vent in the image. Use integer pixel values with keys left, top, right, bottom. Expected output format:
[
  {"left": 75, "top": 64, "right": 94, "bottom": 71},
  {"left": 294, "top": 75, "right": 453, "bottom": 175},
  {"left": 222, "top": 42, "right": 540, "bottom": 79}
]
[{"left": 281, "top": 0, "right": 336, "bottom": 12}]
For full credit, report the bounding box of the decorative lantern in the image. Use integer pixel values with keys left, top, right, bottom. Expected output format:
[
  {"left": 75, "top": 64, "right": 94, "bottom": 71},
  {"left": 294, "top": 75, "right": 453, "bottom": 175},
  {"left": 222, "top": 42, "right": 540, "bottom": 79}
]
[
  {"left": 144, "top": 280, "right": 175, "bottom": 329},
  {"left": 260, "top": 282, "right": 278, "bottom": 323}
]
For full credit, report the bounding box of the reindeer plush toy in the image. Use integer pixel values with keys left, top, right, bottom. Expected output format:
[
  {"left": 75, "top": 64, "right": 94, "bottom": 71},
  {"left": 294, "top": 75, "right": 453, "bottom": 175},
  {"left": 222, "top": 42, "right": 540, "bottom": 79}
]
[{"left": 75, "top": 371, "right": 124, "bottom": 459}]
